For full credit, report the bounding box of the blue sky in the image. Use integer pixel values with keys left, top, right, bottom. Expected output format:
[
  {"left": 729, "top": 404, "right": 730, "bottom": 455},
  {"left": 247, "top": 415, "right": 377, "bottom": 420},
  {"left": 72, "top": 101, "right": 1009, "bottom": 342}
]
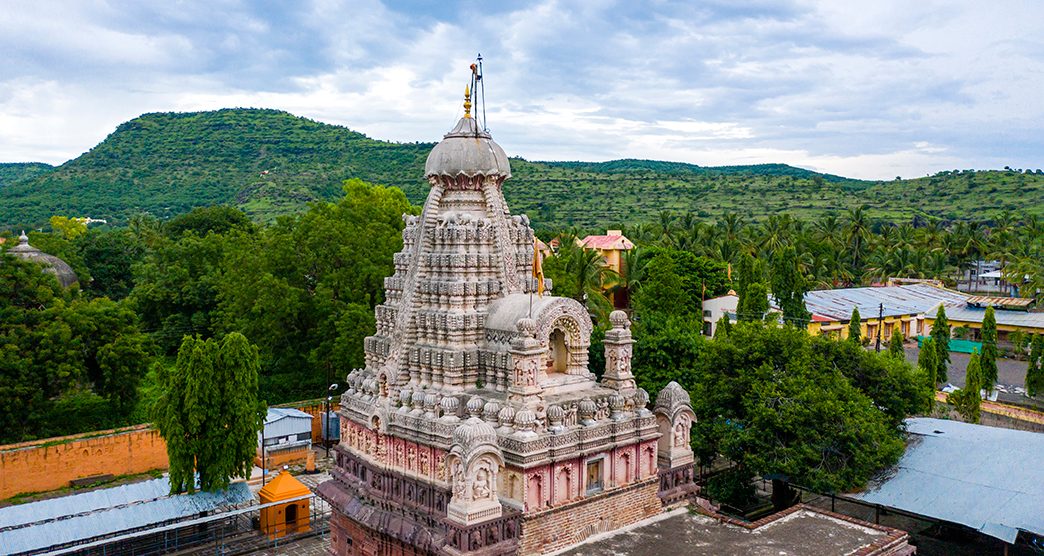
[{"left": 1, "top": 0, "right": 1041, "bottom": 179}]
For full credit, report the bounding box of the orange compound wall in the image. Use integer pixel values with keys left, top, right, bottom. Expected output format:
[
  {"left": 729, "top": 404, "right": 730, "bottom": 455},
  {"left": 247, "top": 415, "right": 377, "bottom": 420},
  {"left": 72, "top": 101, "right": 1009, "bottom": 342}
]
[
  {"left": 0, "top": 400, "right": 338, "bottom": 500},
  {"left": 0, "top": 425, "right": 169, "bottom": 500}
]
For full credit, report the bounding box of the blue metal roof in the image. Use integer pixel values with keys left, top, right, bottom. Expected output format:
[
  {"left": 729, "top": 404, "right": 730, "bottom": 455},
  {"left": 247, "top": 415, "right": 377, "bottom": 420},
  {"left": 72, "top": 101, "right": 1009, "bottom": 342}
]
[
  {"left": 851, "top": 417, "right": 1044, "bottom": 544},
  {"left": 803, "top": 284, "right": 968, "bottom": 321},
  {"left": 0, "top": 477, "right": 253, "bottom": 555}
]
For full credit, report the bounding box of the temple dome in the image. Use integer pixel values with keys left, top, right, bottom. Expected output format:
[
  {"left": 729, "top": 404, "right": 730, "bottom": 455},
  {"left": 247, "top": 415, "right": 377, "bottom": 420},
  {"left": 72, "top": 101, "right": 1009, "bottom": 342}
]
[
  {"left": 7, "top": 232, "right": 78, "bottom": 288},
  {"left": 424, "top": 116, "right": 511, "bottom": 179}
]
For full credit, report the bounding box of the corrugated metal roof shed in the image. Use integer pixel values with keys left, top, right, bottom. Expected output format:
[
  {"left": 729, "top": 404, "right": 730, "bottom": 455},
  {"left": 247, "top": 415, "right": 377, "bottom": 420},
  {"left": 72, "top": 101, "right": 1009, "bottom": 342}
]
[
  {"left": 803, "top": 284, "right": 968, "bottom": 321},
  {"left": 261, "top": 407, "right": 313, "bottom": 441},
  {"left": 945, "top": 305, "right": 1044, "bottom": 331},
  {"left": 0, "top": 477, "right": 253, "bottom": 555},
  {"left": 851, "top": 417, "right": 1044, "bottom": 544}
]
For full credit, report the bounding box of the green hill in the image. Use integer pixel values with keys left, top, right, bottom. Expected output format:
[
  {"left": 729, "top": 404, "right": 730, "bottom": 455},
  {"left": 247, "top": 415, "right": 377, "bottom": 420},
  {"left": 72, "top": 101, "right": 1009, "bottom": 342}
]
[
  {"left": 0, "top": 162, "right": 54, "bottom": 187},
  {"left": 1, "top": 108, "right": 1041, "bottom": 229}
]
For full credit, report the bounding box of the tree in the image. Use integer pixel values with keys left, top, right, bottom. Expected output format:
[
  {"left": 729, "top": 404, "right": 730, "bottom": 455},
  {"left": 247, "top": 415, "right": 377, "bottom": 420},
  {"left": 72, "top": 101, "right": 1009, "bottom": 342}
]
[
  {"left": 918, "top": 337, "right": 939, "bottom": 412},
  {"left": 217, "top": 179, "right": 412, "bottom": 401},
  {"left": 0, "top": 253, "right": 151, "bottom": 443},
  {"left": 888, "top": 325, "right": 905, "bottom": 360},
  {"left": 951, "top": 351, "right": 982, "bottom": 423},
  {"left": 770, "top": 245, "right": 810, "bottom": 326},
  {"left": 688, "top": 323, "right": 905, "bottom": 494},
  {"left": 930, "top": 306, "right": 951, "bottom": 383},
  {"left": 49, "top": 215, "right": 88, "bottom": 239},
  {"left": 848, "top": 307, "right": 861, "bottom": 343},
  {"left": 153, "top": 333, "right": 265, "bottom": 494},
  {"left": 1027, "top": 334, "right": 1044, "bottom": 397},
  {"left": 736, "top": 254, "right": 768, "bottom": 322},
  {"left": 980, "top": 306, "right": 998, "bottom": 393},
  {"left": 714, "top": 315, "right": 732, "bottom": 339}
]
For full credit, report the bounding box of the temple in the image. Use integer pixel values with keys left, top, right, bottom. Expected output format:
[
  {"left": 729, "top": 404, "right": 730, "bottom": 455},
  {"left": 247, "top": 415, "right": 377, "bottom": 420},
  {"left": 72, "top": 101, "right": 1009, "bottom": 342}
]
[{"left": 317, "top": 82, "right": 699, "bottom": 556}]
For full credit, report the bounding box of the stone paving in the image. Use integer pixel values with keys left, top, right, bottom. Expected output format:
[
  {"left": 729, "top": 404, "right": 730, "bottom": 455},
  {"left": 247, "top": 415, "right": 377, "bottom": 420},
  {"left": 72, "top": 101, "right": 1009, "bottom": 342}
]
[{"left": 247, "top": 534, "right": 330, "bottom": 556}]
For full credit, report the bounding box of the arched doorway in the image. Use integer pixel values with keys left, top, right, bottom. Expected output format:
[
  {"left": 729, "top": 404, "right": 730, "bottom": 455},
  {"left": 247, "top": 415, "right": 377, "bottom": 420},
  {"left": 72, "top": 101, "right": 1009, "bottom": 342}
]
[
  {"left": 286, "top": 503, "right": 298, "bottom": 529},
  {"left": 548, "top": 328, "right": 568, "bottom": 374}
]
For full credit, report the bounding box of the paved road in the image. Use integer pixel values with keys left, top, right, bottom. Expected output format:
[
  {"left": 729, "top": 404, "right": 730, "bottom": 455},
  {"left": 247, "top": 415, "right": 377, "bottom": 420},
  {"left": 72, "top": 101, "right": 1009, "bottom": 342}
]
[{"left": 901, "top": 345, "right": 1028, "bottom": 389}]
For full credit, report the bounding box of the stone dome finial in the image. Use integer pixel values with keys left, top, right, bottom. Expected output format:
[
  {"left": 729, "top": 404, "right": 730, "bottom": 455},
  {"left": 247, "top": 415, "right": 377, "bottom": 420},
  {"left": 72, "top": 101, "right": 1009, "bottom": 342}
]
[
  {"left": 516, "top": 317, "right": 537, "bottom": 337},
  {"left": 452, "top": 420, "right": 498, "bottom": 452},
  {"left": 424, "top": 106, "right": 510, "bottom": 179},
  {"left": 8, "top": 231, "right": 79, "bottom": 288},
  {"left": 609, "top": 310, "right": 630, "bottom": 329}
]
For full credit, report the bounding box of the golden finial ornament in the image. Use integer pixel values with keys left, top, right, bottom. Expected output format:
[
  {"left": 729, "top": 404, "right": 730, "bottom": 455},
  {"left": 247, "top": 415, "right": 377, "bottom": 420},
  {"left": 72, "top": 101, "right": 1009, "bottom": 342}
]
[{"left": 463, "top": 85, "right": 472, "bottom": 118}]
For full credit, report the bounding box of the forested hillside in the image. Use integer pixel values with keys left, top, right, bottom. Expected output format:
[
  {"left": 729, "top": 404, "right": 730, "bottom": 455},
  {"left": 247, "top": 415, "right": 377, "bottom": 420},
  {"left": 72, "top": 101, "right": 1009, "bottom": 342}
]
[
  {"left": 1, "top": 108, "right": 1042, "bottom": 229},
  {"left": 0, "top": 162, "right": 54, "bottom": 187}
]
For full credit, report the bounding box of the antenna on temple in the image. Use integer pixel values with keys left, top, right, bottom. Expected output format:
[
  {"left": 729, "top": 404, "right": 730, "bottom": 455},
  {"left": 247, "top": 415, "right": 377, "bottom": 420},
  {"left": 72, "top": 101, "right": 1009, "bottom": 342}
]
[{"left": 477, "top": 53, "right": 487, "bottom": 131}]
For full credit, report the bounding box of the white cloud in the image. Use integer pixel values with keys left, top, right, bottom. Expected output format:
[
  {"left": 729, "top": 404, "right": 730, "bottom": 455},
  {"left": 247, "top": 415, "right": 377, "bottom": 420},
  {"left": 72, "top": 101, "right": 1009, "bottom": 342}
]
[{"left": 0, "top": 0, "right": 1042, "bottom": 180}]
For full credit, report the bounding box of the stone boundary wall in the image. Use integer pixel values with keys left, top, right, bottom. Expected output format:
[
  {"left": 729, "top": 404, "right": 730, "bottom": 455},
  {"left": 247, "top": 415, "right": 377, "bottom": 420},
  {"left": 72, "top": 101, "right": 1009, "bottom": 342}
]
[
  {"left": 0, "top": 401, "right": 341, "bottom": 500},
  {"left": 518, "top": 477, "right": 661, "bottom": 555}
]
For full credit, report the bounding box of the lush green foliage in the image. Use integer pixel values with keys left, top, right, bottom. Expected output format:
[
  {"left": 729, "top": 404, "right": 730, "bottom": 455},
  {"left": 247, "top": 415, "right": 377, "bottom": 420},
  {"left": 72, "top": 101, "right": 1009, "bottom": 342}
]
[
  {"left": 980, "top": 307, "right": 998, "bottom": 392},
  {"left": 848, "top": 307, "right": 861, "bottom": 344},
  {"left": 918, "top": 337, "right": 939, "bottom": 411},
  {"left": 1027, "top": 334, "right": 1044, "bottom": 397},
  {"left": 0, "top": 162, "right": 54, "bottom": 187},
  {"left": 888, "top": 325, "right": 905, "bottom": 360},
  {"left": 735, "top": 253, "right": 768, "bottom": 321},
  {"left": 770, "top": 245, "right": 809, "bottom": 326},
  {"left": 0, "top": 254, "right": 151, "bottom": 443},
  {"left": 931, "top": 306, "right": 951, "bottom": 383},
  {"left": 153, "top": 333, "right": 265, "bottom": 493},
  {"left": 542, "top": 239, "right": 618, "bottom": 320},
  {"left": 626, "top": 254, "right": 914, "bottom": 495},
  {"left": 216, "top": 179, "right": 412, "bottom": 400},
  {"left": 951, "top": 352, "right": 982, "bottom": 423}
]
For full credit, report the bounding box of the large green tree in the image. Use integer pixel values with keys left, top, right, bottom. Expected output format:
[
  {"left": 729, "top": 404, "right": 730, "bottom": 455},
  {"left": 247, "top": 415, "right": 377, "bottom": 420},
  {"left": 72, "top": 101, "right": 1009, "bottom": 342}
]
[
  {"left": 0, "top": 253, "right": 151, "bottom": 443},
  {"left": 153, "top": 333, "right": 265, "bottom": 494},
  {"left": 930, "top": 306, "right": 951, "bottom": 383},
  {"left": 1027, "top": 334, "right": 1044, "bottom": 397},
  {"left": 847, "top": 307, "right": 861, "bottom": 343},
  {"left": 951, "top": 351, "right": 982, "bottom": 423},
  {"left": 770, "top": 245, "right": 810, "bottom": 326},
  {"left": 918, "top": 337, "right": 939, "bottom": 412},
  {"left": 687, "top": 323, "right": 906, "bottom": 494},
  {"left": 980, "top": 306, "right": 998, "bottom": 393},
  {"left": 217, "top": 179, "right": 411, "bottom": 400}
]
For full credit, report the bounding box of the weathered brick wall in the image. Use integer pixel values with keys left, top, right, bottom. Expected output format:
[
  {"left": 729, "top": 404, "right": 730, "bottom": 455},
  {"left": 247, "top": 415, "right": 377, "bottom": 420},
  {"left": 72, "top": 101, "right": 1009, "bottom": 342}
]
[
  {"left": 0, "top": 425, "right": 169, "bottom": 499},
  {"left": 518, "top": 478, "right": 661, "bottom": 555}
]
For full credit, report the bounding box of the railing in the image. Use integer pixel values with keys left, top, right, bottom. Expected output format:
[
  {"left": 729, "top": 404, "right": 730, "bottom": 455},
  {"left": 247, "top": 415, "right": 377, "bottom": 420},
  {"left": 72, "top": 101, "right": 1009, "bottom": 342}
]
[{"left": 22, "top": 494, "right": 330, "bottom": 556}]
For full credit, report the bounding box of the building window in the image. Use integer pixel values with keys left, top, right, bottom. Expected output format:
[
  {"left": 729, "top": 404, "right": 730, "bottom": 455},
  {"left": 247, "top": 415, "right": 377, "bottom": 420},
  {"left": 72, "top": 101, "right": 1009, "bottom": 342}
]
[
  {"left": 586, "top": 458, "right": 604, "bottom": 494},
  {"left": 703, "top": 309, "right": 712, "bottom": 318}
]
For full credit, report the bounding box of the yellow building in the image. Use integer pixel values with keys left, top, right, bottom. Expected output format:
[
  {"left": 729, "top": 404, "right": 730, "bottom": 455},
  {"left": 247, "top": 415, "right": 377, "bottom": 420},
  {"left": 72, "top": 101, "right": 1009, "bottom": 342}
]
[
  {"left": 579, "top": 230, "right": 634, "bottom": 308},
  {"left": 924, "top": 296, "right": 1043, "bottom": 342},
  {"left": 800, "top": 284, "right": 969, "bottom": 342}
]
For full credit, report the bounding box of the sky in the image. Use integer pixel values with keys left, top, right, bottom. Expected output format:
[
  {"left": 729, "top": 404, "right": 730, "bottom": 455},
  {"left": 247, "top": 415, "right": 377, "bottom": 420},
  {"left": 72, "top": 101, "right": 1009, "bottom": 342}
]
[{"left": 1, "top": 0, "right": 1042, "bottom": 180}]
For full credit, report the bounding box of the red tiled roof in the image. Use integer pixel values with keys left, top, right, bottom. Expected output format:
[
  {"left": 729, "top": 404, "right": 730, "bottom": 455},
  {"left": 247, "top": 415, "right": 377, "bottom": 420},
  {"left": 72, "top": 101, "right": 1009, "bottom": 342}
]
[{"left": 580, "top": 234, "right": 634, "bottom": 250}]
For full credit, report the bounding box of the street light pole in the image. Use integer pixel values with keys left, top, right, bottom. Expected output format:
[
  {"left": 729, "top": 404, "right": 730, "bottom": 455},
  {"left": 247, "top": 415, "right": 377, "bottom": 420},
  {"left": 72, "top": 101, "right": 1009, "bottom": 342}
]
[
  {"left": 261, "top": 420, "right": 267, "bottom": 486},
  {"left": 325, "top": 383, "right": 339, "bottom": 458}
]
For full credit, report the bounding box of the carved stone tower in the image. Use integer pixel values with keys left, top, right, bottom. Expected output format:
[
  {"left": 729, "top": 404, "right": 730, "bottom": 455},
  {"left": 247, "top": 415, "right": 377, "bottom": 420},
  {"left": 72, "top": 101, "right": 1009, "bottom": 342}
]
[{"left": 318, "top": 77, "right": 699, "bottom": 556}]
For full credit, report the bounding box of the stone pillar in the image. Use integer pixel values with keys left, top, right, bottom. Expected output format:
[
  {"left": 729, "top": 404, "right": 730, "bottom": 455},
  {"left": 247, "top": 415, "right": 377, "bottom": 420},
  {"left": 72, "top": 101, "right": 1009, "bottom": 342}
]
[
  {"left": 653, "top": 381, "right": 696, "bottom": 469},
  {"left": 601, "top": 310, "right": 637, "bottom": 392},
  {"left": 508, "top": 318, "right": 545, "bottom": 410}
]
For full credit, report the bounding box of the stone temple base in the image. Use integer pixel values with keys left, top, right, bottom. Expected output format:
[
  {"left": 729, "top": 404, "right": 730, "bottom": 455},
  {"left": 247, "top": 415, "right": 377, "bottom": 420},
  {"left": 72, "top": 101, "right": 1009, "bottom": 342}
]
[{"left": 518, "top": 478, "right": 661, "bottom": 555}]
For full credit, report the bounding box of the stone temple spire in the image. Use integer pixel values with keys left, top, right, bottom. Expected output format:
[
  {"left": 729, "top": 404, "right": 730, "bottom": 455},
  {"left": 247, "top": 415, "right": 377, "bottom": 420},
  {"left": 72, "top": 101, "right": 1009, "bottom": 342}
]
[
  {"left": 321, "top": 65, "right": 699, "bottom": 556},
  {"left": 362, "top": 85, "right": 529, "bottom": 394}
]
